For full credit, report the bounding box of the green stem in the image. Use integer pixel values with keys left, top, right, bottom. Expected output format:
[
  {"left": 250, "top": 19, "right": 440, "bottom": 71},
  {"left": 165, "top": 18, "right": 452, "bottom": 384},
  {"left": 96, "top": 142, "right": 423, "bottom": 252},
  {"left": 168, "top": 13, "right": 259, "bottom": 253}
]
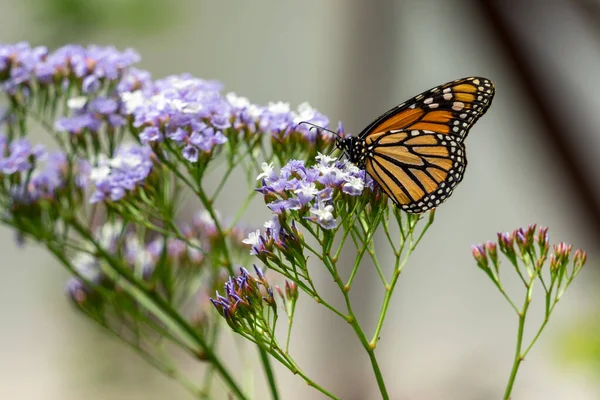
[
  {"left": 371, "top": 257, "right": 406, "bottom": 344},
  {"left": 503, "top": 281, "right": 534, "bottom": 400},
  {"left": 322, "top": 255, "right": 389, "bottom": 400},
  {"left": 258, "top": 346, "right": 280, "bottom": 400},
  {"left": 279, "top": 352, "right": 339, "bottom": 400},
  {"left": 521, "top": 300, "right": 558, "bottom": 358},
  {"left": 285, "top": 305, "right": 295, "bottom": 354}
]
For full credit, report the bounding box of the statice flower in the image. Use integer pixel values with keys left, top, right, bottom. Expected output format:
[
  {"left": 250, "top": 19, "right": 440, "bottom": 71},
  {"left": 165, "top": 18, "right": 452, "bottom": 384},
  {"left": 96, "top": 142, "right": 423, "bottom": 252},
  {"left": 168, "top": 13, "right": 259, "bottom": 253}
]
[
  {"left": 55, "top": 95, "right": 127, "bottom": 135},
  {"left": 119, "top": 74, "right": 230, "bottom": 158},
  {"left": 256, "top": 153, "right": 375, "bottom": 230},
  {"left": 0, "top": 135, "right": 89, "bottom": 208},
  {"left": 210, "top": 266, "right": 276, "bottom": 323},
  {"left": 0, "top": 42, "right": 48, "bottom": 94},
  {"left": 117, "top": 72, "right": 334, "bottom": 164},
  {"left": 239, "top": 214, "right": 304, "bottom": 268},
  {"left": 0, "top": 43, "right": 140, "bottom": 95},
  {"left": 89, "top": 143, "right": 154, "bottom": 203}
]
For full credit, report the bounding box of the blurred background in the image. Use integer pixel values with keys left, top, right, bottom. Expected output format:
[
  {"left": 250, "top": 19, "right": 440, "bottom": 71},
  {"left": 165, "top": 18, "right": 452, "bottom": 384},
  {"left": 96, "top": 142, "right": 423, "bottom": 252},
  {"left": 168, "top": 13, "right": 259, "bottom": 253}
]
[{"left": 1, "top": 0, "right": 600, "bottom": 399}]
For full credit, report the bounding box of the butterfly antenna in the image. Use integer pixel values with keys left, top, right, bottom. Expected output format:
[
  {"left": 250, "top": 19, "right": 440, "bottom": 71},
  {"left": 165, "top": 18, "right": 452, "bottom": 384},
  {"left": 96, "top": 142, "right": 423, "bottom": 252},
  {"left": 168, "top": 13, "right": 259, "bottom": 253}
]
[{"left": 296, "top": 121, "right": 342, "bottom": 138}]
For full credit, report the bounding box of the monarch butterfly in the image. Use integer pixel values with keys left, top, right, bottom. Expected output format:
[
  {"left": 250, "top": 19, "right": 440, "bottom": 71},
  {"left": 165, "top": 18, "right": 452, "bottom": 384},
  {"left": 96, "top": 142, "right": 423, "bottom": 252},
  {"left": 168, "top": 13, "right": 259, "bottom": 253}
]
[{"left": 335, "top": 76, "right": 495, "bottom": 213}]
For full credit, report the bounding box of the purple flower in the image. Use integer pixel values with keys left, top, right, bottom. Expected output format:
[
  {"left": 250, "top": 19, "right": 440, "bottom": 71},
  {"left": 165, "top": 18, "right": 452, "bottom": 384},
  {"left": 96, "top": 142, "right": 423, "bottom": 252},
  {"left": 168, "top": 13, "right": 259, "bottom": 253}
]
[
  {"left": 65, "top": 278, "right": 91, "bottom": 305},
  {"left": 89, "top": 97, "right": 119, "bottom": 114},
  {"left": 89, "top": 143, "right": 154, "bottom": 203},
  {"left": 182, "top": 145, "right": 199, "bottom": 162},
  {"left": 1, "top": 43, "right": 140, "bottom": 96},
  {"left": 0, "top": 138, "right": 37, "bottom": 174},
  {"left": 255, "top": 153, "right": 372, "bottom": 230},
  {"left": 267, "top": 200, "right": 289, "bottom": 214},
  {"left": 140, "top": 126, "right": 163, "bottom": 143},
  {"left": 280, "top": 159, "right": 306, "bottom": 179},
  {"left": 210, "top": 266, "right": 277, "bottom": 322},
  {"left": 166, "top": 127, "right": 188, "bottom": 142},
  {"left": 55, "top": 114, "right": 99, "bottom": 134}
]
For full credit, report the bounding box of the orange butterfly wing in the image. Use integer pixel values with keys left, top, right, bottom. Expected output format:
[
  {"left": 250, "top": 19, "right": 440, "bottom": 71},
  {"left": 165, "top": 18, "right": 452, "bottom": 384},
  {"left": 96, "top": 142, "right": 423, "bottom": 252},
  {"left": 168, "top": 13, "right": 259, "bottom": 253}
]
[{"left": 360, "top": 77, "right": 494, "bottom": 213}]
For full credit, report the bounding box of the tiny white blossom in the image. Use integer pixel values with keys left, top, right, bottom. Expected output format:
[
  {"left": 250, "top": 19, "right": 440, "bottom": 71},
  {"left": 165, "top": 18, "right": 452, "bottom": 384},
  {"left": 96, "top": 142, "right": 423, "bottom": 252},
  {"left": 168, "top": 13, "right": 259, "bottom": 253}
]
[
  {"left": 242, "top": 229, "right": 263, "bottom": 255},
  {"left": 292, "top": 102, "right": 317, "bottom": 124},
  {"left": 264, "top": 220, "right": 274, "bottom": 230},
  {"left": 89, "top": 164, "right": 111, "bottom": 184},
  {"left": 343, "top": 175, "right": 365, "bottom": 196},
  {"left": 226, "top": 92, "right": 250, "bottom": 109},
  {"left": 344, "top": 162, "right": 360, "bottom": 174},
  {"left": 67, "top": 96, "right": 88, "bottom": 110},
  {"left": 315, "top": 152, "right": 337, "bottom": 165},
  {"left": 256, "top": 162, "right": 275, "bottom": 181},
  {"left": 295, "top": 182, "right": 318, "bottom": 197},
  {"left": 173, "top": 99, "right": 204, "bottom": 114},
  {"left": 246, "top": 104, "right": 263, "bottom": 120},
  {"left": 109, "top": 151, "right": 143, "bottom": 170},
  {"left": 120, "top": 90, "right": 145, "bottom": 114},
  {"left": 268, "top": 101, "right": 291, "bottom": 114},
  {"left": 242, "top": 229, "right": 261, "bottom": 247},
  {"left": 309, "top": 199, "right": 337, "bottom": 229}
]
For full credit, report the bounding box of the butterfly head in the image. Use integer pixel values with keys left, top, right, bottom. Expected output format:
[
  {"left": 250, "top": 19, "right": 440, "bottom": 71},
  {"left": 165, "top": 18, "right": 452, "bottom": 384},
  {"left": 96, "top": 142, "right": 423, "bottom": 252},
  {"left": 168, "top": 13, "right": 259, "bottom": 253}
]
[{"left": 336, "top": 136, "right": 367, "bottom": 169}]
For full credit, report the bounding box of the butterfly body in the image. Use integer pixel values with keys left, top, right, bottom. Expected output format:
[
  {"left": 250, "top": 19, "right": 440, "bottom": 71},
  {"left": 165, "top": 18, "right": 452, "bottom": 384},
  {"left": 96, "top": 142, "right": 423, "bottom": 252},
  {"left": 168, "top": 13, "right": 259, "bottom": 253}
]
[{"left": 337, "top": 77, "right": 494, "bottom": 213}]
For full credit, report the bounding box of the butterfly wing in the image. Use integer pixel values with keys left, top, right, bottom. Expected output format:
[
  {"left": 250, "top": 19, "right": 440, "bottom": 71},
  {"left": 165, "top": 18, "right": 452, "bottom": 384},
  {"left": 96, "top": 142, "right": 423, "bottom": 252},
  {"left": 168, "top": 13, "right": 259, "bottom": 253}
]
[
  {"left": 365, "top": 130, "right": 466, "bottom": 213},
  {"left": 360, "top": 77, "right": 494, "bottom": 213}
]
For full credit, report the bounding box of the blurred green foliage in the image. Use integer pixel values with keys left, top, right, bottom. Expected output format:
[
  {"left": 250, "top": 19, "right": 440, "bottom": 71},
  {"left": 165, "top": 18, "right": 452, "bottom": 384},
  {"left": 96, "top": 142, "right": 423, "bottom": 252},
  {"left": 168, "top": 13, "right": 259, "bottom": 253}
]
[
  {"left": 558, "top": 313, "right": 600, "bottom": 370},
  {"left": 28, "top": 0, "right": 180, "bottom": 45}
]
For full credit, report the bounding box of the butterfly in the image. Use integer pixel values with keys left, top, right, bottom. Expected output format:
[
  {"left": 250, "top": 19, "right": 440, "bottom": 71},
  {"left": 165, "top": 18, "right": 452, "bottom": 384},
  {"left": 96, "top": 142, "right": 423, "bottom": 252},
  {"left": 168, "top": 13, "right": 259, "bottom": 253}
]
[{"left": 334, "top": 76, "right": 495, "bottom": 213}]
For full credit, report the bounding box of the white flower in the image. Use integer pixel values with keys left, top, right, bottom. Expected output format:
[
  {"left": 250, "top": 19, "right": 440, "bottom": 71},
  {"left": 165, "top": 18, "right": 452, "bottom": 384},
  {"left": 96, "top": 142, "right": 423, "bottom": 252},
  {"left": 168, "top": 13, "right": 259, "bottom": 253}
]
[
  {"left": 344, "top": 162, "right": 360, "bottom": 174},
  {"left": 264, "top": 220, "right": 274, "bottom": 230},
  {"left": 120, "top": 90, "right": 145, "bottom": 114},
  {"left": 294, "top": 182, "right": 318, "bottom": 197},
  {"left": 315, "top": 152, "right": 337, "bottom": 165},
  {"left": 343, "top": 175, "right": 365, "bottom": 196},
  {"left": 267, "top": 101, "right": 291, "bottom": 114},
  {"left": 67, "top": 96, "right": 88, "bottom": 110},
  {"left": 256, "top": 162, "right": 275, "bottom": 181},
  {"left": 292, "top": 102, "right": 317, "bottom": 124},
  {"left": 309, "top": 199, "right": 337, "bottom": 229},
  {"left": 226, "top": 92, "right": 250, "bottom": 109},
  {"left": 89, "top": 164, "right": 111, "bottom": 184},
  {"left": 242, "top": 229, "right": 263, "bottom": 255},
  {"left": 242, "top": 229, "right": 261, "bottom": 247}
]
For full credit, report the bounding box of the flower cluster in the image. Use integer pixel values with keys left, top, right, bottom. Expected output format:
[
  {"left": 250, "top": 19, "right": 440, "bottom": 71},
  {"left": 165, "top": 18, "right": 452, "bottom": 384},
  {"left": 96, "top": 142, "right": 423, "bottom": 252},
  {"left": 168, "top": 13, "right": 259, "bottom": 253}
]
[
  {"left": 54, "top": 95, "right": 127, "bottom": 135},
  {"left": 0, "top": 43, "right": 140, "bottom": 96},
  {"left": 66, "top": 211, "right": 255, "bottom": 297},
  {"left": 472, "top": 224, "right": 587, "bottom": 281},
  {"left": 210, "top": 266, "right": 276, "bottom": 325},
  {"left": 242, "top": 214, "right": 303, "bottom": 258},
  {"left": 256, "top": 153, "right": 375, "bottom": 230},
  {"left": 89, "top": 143, "right": 154, "bottom": 203},
  {"left": 0, "top": 134, "right": 88, "bottom": 208},
  {"left": 121, "top": 75, "right": 333, "bottom": 163}
]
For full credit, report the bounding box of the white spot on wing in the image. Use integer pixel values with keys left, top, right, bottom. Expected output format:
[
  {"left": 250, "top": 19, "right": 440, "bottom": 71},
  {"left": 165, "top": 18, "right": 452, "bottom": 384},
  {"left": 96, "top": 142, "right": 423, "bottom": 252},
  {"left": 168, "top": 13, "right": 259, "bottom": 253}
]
[{"left": 452, "top": 102, "right": 465, "bottom": 111}]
